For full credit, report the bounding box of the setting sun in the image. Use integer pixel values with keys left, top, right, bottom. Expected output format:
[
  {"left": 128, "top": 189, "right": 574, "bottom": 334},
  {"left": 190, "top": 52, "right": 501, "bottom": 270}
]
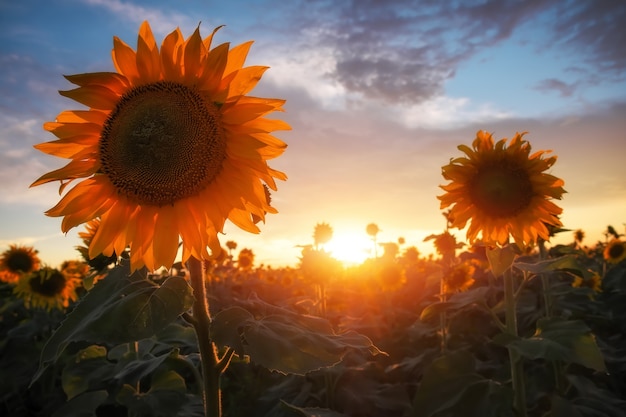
[{"left": 324, "top": 233, "right": 373, "bottom": 266}]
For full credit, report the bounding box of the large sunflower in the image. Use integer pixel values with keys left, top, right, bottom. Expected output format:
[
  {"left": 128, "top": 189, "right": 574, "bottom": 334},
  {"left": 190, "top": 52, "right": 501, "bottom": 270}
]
[
  {"left": 438, "top": 131, "right": 565, "bottom": 248},
  {"left": 31, "top": 21, "right": 289, "bottom": 271},
  {"left": 14, "top": 267, "right": 79, "bottom": 311},
  {"left": 0, "top": 244, "right": 41, "bottom": 284}
]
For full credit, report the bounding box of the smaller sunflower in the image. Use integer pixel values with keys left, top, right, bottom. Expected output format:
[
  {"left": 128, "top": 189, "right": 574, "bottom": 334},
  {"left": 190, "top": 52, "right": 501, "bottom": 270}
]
[
  {"left": 0, "top": 244, "right": 41, "bottom": 284},
  {"left": 438, "top": 131, "right": 566, "bottom": 248},
  {"left": 603, "top": 239, "right": 626, "bottom": 264},
  {"left": 237, "top": 248, "right": 255, "bottom": 270},
  {"left": 60, "top": 260, "right": 90, "bottom": 280},
  {"left": 76, "top": 218, "right": 119, "bottom": 271},
  {"left": 14, "top": 267, "right": 79, "bottom": 310},
  {"left": 572, "top": 271, "right": 602, "bottom": 293},
  {"left": 313, "top": 222, "right": 334, "bottom": 249},
  {"left": 443, "top": 262, "right": 476, "bottom": 293}
]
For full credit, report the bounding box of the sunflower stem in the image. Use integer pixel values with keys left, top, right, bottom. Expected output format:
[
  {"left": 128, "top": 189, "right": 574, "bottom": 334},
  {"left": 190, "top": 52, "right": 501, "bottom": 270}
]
[
  {"left": 503, "top": 267, "right": 527, "bottom": 417},
  {"left": 187, "top": 256, "right": 223, "bottom": 417}
]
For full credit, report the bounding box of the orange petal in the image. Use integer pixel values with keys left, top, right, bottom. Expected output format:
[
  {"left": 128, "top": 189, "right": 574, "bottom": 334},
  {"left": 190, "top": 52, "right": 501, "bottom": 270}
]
[
  {"left": 31, "top": 160, "right": 98, "bottom": 188},
  {"left": 60, "top": 85, "right": 120, "bottom": 110},
  {"left": 226, "top": 66, "right": 268, "bottom": 98},
  {"left": 136, "top": 21, "right": 161, "bottom": 82},
  {"left": 184, "top": 26, "right": 205, "bottom": 83},
  {"left": 112, "top": 36, "right": 139, "bottom": 83},
  {"left": 225, "top": 41, "right": 253, "bottom": 74},
  {"left": 64, "top": 72, "right": 129, "bottom": 95},
  {"left": 161, "top": 28, "right": 184, "bottom": 81},
  {"left": 153, "top": 205, "right": 179, "bottom": 269}
]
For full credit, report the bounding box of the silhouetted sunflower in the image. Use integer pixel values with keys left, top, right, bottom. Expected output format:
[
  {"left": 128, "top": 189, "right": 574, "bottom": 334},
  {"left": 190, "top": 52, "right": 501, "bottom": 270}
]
[
  {"left": 237, "top": 248, "right": 255, "bottom": 270},
  {"left": 438, "top": 131, "right": 565, "bottom": 248},
  {"left": 31, "top": 21, "right": 289, "bottom": 272},
  {"left": 0, "top": 244, "right": 40, "bottom": 284},
  {"left": 604, "top": 239, "right": 626, "bottom": 264},
  {"left": 14, "top": 267, "right": 79, "bottom": 310},
  {"left": 313, "top": 222, "right": 333, "bottom": 249}
]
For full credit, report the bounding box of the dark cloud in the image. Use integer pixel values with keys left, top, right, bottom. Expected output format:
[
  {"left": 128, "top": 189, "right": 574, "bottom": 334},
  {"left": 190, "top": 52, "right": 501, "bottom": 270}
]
[
  {"left": 533, "top": 78, "right": 577, "bottom": 97},
  {"left": 285, "top": 0, "right": 625, "bottom": 104}
]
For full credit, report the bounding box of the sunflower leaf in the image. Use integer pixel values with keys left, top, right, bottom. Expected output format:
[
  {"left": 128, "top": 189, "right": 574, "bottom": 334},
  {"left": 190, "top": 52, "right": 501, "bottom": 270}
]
[
  {"left": 31, "top": 263, "right": 193, "bottom": 385},
  {"left": 492, "top": 317, "right": 606, "bottom": 372},
  {"left": 211, "top": 297, "right": 385, "bottom": 375}
]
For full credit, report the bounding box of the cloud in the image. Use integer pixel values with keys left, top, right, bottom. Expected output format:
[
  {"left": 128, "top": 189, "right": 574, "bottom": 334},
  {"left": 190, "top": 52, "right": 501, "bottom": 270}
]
[
  {"left": 533, "top": 78, "right": 577, "bottom": 97},
  {"left": 276, "top": 0, "right": 625, "bottom": 106},
  {"left": 81, "top": 0, "right": 195, "bottom": 35}
]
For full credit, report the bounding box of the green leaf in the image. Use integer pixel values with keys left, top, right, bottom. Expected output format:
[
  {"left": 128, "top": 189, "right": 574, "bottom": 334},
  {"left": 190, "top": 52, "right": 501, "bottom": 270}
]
[
  {"left": 486, "top": 245, "right": 517, "bottom": 277},
  {"left": 116, "top": 370, "right": 187, "bottom": 417},
  {"left": 244, "top": 313, "right": 383, "bottom": 374},
  {"left": 32, "top": 265, "right": 193, "bottom": 384},
  {"left": 212, "top": 300, "right": 384, "bottom": 375},
  {"left": 210, "top": 306, "right": 254, "bottom": 356},
  {"left": 281, "top": 400, "right": 349, "bottom": 416},
  {"left": 412, "top": 351, "right": 514, "bottom": 417},
  {"left": 51, "top": 390, "right": 108, "bottom": 417},
  {"left": 61, "top": 345, "right": 113, "bottom": 400},
  {"left": 493, "top": 317, "right": 606, "bottom": 372},
  {"left": 420, "top": 286, "right": 491, "bottom": 321},
  {"left": 514, "top": 255, "right": 590, "bottom": 277}
]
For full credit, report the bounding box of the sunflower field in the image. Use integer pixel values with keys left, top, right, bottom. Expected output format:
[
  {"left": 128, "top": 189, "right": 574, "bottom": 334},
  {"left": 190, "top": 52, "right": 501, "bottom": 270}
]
[
  {"left": 1, "top": 224, "right": 626, "bottom": 417},
  {"left": 2, "top": 20, "right": 626, "bottom": 417}
]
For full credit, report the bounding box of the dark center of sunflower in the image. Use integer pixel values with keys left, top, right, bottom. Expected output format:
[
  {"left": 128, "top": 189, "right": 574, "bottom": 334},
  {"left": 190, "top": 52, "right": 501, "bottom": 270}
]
[
  {"left": 100, "top": 81, "right": 227, "bottom": 206},
  {"left": 29, "top": 270, "right": 67, "bottom": 297},
  {"left": 469, "top": 165, "right": 533, "bottom": 218},
  {"left": 608, "top": 242, "right": 625, "bottom": 259},
  {"left": 6, "top": 251, "right": 34, "bottom": 272}
]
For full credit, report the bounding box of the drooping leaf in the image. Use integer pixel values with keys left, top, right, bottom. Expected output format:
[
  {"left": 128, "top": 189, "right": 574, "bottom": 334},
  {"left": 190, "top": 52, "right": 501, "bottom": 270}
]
[
  {"left": 32, "top": 264, "right": 193, "bottom": 384},
  {"left": 244, "top": 313, "right": 383, "bottom": 374},
  {"left": 211, "top": 298, "right": 384, "bottom": 375},
  {"left": 420, "top": 286, "right": 491, "bottom": 321},
  {"left": 493, "top": 317, "right": 606, "bottom": 372},
  {"left": 514, "top": 255, "right": 594, "bottom": 279}
]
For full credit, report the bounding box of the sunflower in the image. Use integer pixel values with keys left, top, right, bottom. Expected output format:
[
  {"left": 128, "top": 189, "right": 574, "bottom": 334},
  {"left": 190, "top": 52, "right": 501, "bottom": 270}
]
[
  {"left": 0, "top": 244, "right": 41, "bottom": 284},
  {"left": 76, "top": 218, "right": 119, "bottom": 271},
  {"left": 31, "top": 21, "right": 289, "bottom": 272},
  {"left": 313, "top": 222, "right": 333, "bottom": 249},
  {"left": 443, "top": 262, "right": 476, "bottom": 294},
  {"left": 60, "top": 260, "right": 90, "bottom": 280},
  {"left": 603, "top": 239, "right": 626, "bottom": 264},
  {"left": 438, "top": 131, "right": 566, "bottom": 248},
  {"left": 14, "top": 267, "right": 79, "bottom": 310},
  {"left": 572, "top": 271, "right": 602, "bottom": 293},
  {"left": 237, "top": 248, "right": 255, "bottom": 270}
]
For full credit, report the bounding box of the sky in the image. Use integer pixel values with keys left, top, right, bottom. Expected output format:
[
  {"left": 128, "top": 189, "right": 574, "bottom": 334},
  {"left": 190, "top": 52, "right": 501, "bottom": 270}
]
[{"left": 1, "top": 0, "right": 625, "bottom": 268}]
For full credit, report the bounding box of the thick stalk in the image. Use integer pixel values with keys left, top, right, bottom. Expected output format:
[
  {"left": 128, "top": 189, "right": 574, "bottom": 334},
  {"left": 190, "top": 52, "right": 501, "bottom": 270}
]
[
  {"left": 503, "top": 268, "right": 527, "bottom": 416},
  {"left": 187, "top": 256, "right": 222, "bottom": 417}
]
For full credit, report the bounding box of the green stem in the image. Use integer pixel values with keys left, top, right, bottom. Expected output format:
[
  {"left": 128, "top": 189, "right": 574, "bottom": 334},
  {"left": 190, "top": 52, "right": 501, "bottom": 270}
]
[
  {"left": 187, "top": 256, "right": 222, "bottom": 417},
  {"left": 439, "top": 274, "right": 448, "bottom": 354},
  {"left": 503, "top": 267, "right": 527, "bottom": 417}
]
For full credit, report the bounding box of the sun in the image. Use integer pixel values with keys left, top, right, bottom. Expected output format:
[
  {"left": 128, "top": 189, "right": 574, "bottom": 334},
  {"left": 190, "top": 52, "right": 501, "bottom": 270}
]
[{"left": 324, "top": 233, "right": 372, "bottom": 266}]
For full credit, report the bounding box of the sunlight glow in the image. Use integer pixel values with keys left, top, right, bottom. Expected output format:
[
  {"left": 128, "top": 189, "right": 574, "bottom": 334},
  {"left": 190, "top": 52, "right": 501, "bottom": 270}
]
[{"left": 324, "top": 233, "right": 373, "bottom": 266}]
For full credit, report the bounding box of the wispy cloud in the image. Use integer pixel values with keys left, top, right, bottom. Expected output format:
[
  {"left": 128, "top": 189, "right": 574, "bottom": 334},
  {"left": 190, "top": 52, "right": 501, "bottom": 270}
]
[{"left": 81, "top": 0, "right": 195, "bottom": 35}]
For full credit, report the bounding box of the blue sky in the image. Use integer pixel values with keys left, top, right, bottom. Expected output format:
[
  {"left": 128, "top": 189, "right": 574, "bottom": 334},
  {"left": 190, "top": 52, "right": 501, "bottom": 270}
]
[{"left": 1, "top": 0, "right": 625, "bottom": 267}]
